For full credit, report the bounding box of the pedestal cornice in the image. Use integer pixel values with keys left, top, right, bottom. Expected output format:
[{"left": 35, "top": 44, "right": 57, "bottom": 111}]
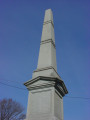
[{"left": 24, "top": 76, "right": 68, "bottom": 97}]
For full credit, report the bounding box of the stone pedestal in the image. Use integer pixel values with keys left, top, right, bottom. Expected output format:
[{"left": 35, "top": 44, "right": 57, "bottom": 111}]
[{"left": 24, "top": 77, "right": 68, "bottom": 120}]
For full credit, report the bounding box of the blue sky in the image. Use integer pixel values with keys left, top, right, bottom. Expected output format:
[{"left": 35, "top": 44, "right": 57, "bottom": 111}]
[{"left": 0, "top": 0, "right": 90, "bottom": 120}]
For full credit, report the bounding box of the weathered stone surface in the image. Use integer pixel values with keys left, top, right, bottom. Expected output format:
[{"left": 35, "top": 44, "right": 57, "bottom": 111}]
[
  {"left": 25, "top": 87, "right": 64, "bottom": 120},
  {"left": 41, "top": 9, "right": 55, "bottom": 43},
  {"left": 24, "top": 9, "right": 68, "bottom": 120},
  {"left": 33, "top": 9, "right": 57, "bottom": 79}
]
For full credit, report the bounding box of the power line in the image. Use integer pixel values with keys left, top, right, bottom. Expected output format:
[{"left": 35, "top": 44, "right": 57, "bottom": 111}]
[
  {"left": 0, "top": 81, "right": 27, "bottom": 91},
  {"left": 0, "top": 81, "right": 90, "bottom": 100},
  {"left": 0, "top": 78, "right": 23, "bottom": 84},
  {"left": 65, "top": 96, "right": 90, "bottom": 100}
]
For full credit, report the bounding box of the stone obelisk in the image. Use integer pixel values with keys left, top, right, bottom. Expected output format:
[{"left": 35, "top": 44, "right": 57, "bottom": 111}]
[{"left": 24, "top": 9, "right": 68, "bottom": 120}]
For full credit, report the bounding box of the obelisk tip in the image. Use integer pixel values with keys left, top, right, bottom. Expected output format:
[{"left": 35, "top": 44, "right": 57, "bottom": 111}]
[{"left": 44, "top": 9, "right": 53, "bottom": 23}]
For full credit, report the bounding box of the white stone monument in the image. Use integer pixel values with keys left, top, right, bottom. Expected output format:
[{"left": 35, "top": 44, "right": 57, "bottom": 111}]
[{"left": 24, "top": 9, "right": 68, "bottom": 120}]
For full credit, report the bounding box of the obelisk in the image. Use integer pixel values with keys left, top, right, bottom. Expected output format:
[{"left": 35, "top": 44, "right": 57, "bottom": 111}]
[{"left": 24, "top": 9, "right": 68, "bottom": 120}]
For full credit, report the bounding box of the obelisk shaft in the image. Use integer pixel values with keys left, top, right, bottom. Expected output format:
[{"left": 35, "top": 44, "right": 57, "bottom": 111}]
[{"left": 37, "top": 9, "right": 57, "bottom": 71}]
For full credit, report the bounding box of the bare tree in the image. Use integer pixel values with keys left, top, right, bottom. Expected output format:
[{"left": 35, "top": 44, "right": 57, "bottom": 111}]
[{"left": 0, "top": 98, "right": 25, "bottom": 120}]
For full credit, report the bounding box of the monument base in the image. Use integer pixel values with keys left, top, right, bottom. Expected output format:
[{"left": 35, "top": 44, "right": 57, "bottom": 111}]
[
  {"left": 24, "top": 76, "right": 68, "bottom": 120},
  {"left": 24, "top": 115, "right": 62, "bottom": 120}
]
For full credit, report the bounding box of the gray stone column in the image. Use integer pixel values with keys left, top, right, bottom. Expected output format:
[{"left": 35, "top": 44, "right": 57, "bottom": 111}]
[{"left": 24, "top": 9, "right": 68, "bottom": 120}]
